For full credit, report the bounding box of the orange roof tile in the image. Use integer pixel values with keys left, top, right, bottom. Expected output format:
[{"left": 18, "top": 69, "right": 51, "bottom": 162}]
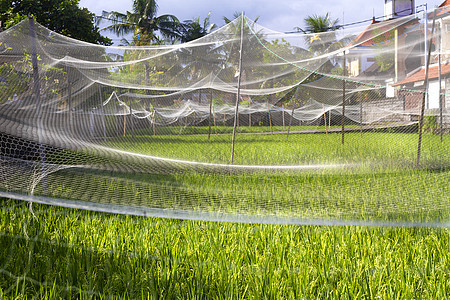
[{"left": 395, "top": 62, "right": 450, "bottom": 85}]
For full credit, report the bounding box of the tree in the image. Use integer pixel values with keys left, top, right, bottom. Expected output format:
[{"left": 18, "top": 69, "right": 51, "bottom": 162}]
[
  {"left": 295, "top": 13, "right": 342, "bottom": 55},
  {"left": 180, "top": 12, "right": 216, "bottom": 43},
  {"left": 100, "top": 0, "right": 182, "bottom": 45},
  {"left": 0, "top": 0, "right": 111, "bottom": 45}
]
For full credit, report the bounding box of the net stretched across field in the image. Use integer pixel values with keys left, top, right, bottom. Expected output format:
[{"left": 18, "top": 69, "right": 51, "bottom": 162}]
[{"left": 0, "top": 12, "right": 449, "bottom": 226}]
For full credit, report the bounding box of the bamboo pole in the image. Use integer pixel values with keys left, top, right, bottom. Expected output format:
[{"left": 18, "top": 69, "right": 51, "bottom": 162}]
[
  {"left": 341, "top": 51, "right": 346, "bottom": 145},
  {"left": 123, "top": 106, "right": 126, "bottom": 136},
  {"left": 115, "top": 104, "right": 120, "bottom": 136},
  {"left": 213, "top": 105, "right": 217, "bottom": 134},
  {"left": 66, "top": 65, "right": 74, "bottom": 137},
  {"left": 417, "top": 11, "right": 436, "bottom": 167},
  {"left": 328, "top": 107, "right": 331, "bottom": 131},
  {"left": 438, "top": 36, "right": 443, "bottom": 143},
  {"left": 98, "top": 86, "right": 107, "bottom": 144},
  {"left": 282, "top": 104, "right": 285, "bottom": 130},
  {"left": 268, "top": 102, "right": 273, "bottom": 134},
  {"left": 130, "top": 102, "right": 134, "bottom": 140},
  {"left": 323, "top": 104, "right": 328, "bottom": 134},
  {"left": 208, "top": 90, "right": 212, "bottom": 140},
  {"left": 230, "top": 12, "right": 245, "bottom": 165},
  {"left": 152, "top": 111, "right": 156, "bottom": 135},
  {"left": 29, "top": 17, "right": 48, "bottom": 195},
  {"left": 248, "top": 99, "right": 252, "bottom": 127},
  {"left": 287, "top": 86, "right": 299, "bottom": 140},
  {"left": 360, "top": 91, "right": 363, "bottom": 138}
]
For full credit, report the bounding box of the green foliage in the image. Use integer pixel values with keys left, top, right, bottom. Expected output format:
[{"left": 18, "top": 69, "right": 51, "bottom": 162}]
[
  {"left": 0, "top": 0, "right": 111, "bottom": 45},
  {"left": 424, "top": 115, "right": 438, "bottom": 134},
  {"left": 180, "top": 12, "right": 216, "bottom": 43},
  {"left": 295, "top": 13, "right": 343, "bottom": 55},
  {"left": 372, "top": 28, "right": 395, "bottom": 72},
  {"left": 0, "top": 50, "right": 65, "bottom": 104},
  {"left": 296, "top": 12, "right": 341, "bottom": 34},
  {"left": 100, "top": 0, "right": 182, "bottom": 45}
]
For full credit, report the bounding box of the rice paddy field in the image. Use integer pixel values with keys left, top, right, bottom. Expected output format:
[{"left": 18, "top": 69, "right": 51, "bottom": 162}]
[{"left": 0, "top": 128, "right": 449, "bottom": 298}]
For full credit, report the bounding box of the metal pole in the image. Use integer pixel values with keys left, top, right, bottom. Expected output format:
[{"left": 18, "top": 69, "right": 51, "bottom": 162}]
[
  {"left": 417, "top": 10, "right": 436, "bottom": 167},
  {"left": 98, "top": 85, "right": 107, "bottom": 144},
  {"left": 230, "top": 12, "right": 245, "bottom": 165},
  {"left": 341, "top": 51, "right": 346, "bottom": 145},
  {"left": 29, "top": 16, "right": 48, "bottom": 195}
]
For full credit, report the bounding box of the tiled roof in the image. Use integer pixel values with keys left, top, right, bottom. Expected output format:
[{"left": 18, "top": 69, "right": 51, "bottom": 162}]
[
  {"left": 439, "top": 0, "right": 450, "bottom": 7},
  {"left": 348, "top": 18, "right": 418, "bottom": 47},
  {"left": 431, "top": 0, "right": 450, "bottom": 18},
  {"left": 395, "top": 62, "right": 450, "bottom": 85}
]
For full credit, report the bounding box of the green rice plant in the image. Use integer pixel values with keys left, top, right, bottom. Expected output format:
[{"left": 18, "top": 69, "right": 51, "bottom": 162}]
[{"left": 0, "top": 199, "right": 449, "bottom": 299}]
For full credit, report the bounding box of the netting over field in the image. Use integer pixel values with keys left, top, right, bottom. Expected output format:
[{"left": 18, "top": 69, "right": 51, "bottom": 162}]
[{"left": 0, "top": 11, "right": 449, "bottom": 226}]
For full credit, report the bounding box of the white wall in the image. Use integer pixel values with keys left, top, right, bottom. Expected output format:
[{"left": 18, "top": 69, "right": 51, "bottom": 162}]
[{"left": 428, "top": 80, "right": 440, "bottom": 109}]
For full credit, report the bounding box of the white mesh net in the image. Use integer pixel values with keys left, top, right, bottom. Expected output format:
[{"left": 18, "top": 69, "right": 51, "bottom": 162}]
[{"left": 0, "top": 11, "right": 449, "bottom": 226}]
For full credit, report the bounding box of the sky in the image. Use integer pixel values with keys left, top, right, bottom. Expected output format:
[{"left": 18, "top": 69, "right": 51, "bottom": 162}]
[{"left": 79, "top": 0, "right": 446, "bottom": 44}]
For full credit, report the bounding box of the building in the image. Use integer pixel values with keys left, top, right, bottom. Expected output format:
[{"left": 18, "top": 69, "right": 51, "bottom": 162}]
[{"left": 394, "top": 0, "right": 450, "bottom": 112}]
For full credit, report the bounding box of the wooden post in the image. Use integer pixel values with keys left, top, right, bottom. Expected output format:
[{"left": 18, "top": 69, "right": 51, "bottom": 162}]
[
  {"left": 417, "top": 11, "right": 436, "bottom": 167},
  {"left": 123, "top": 106, "right": 127, "bottom": 136},
  {"left": 213, "top": 104, "right": 217, "bottom": 134},
  {"left": 98, "top": 86, "right": 107, "bottom": 144},
  {"left": 66, "top": 65, "right": 74, "bottom": 137},
  {"left": 152, "top": 110, "right": 156, "bottom": 135},
  {"left": 115, "top": 103, "right": 120, "bottom": 136},
  {"left": 341, "top": 51, "right": 346, "bottom": 145},
  {"left": 268, "top": 102, "right": 273, "bottom": 134},
  {"left": 208, "top": 90, "right": 212, "bottom": 140},
  {"left": 287, "top": 86, "right": 299, "bottom": 140},
  {"left": 249, "top": 99, "right": 252, "bottom": 127},
  {"left": 438, "top": 39, "right": 443, "bottom": 143},
  {"left": 230, "top": 12, "right": 245, "bottom": 164},
  {"left": 323, "top": 104, "right": 328, "bottom": 134},
  {"left": 360, "top": 91, "right": 363, "bottom": 138},
  {"left": 29, "top": 17, "right": 48, "bottom": 195},
  {"left": 328, "top": 107, "right": 331, "bottom": 131},
  {"left": 130, "top": 102, "right": 134, "bottom": 140}
]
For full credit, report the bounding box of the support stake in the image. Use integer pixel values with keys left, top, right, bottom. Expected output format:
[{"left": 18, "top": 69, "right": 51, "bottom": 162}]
[
  {"left": 417, "top": 10, "right": 436, "bottom": 167},
  {"left": 230, "top": 12, "right": 245, "bottom": 165},
  {"left": 98, "top": 85, "right": 107, "bottom": 144},
  {"left": 341, "top": 51, "right": 346, "bottom": 145},
  {"left": 29, "top": 17, "right": 48, "bottom": 195}
]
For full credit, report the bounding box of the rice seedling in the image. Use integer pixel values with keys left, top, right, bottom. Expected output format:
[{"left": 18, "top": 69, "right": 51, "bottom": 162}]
[{"left": 0, "top": 199, "right": 449, "bottom": 299}]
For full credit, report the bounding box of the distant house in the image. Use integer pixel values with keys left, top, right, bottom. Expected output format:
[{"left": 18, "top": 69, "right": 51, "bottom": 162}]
[
  {"left": 394, "top": 0, "right": 450, "bottom": 111},
  {"left": 346, "top": 0, "right": 423, "bottom": 98}
]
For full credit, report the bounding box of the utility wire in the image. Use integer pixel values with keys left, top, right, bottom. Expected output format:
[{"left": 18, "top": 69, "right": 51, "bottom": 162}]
[{"left": 96, "top": 4, "right": 433, "bottom": 36}]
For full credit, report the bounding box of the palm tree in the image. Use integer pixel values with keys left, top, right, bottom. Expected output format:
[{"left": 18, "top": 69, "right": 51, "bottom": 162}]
[
  {"left": 100, "top": 0, "right": 182, "bottom": 45},
  {"left": 296, "top": 13, "right": 340, "bottom": 34},
  {"left": 295, "top": 13, "right": 342, "bottom": 55},
  {"left": 180, "top": 12, "right": 216, "bottom": 43}
]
